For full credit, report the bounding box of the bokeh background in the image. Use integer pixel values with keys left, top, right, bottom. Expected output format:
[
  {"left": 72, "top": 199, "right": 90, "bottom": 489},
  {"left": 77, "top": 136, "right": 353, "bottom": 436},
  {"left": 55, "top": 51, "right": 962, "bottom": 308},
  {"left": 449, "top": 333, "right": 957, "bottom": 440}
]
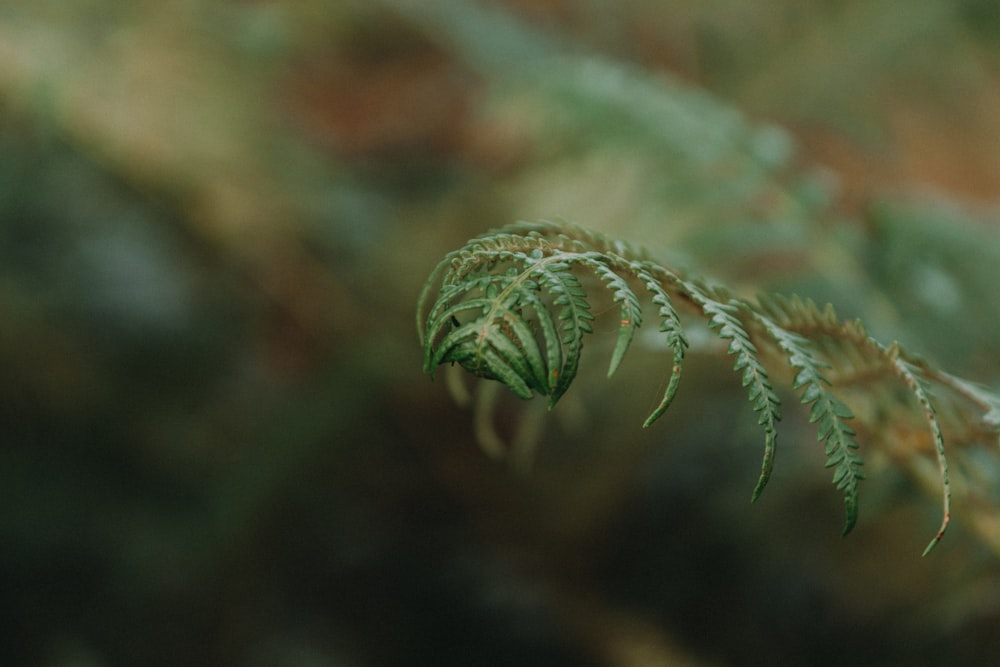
[{"left": 3, "top": 1, "right": 1000, "bottom": 665}]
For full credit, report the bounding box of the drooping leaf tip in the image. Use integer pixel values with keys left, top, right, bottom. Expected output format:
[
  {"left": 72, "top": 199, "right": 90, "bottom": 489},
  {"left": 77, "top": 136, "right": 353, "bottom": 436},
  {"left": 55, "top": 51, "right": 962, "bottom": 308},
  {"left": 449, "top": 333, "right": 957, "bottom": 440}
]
[
  {"left": 922, "top": 536, "right": 941, "bottom": 557},
  {"left": 841, "top": 497, "right": 858, "bottom": 537}
]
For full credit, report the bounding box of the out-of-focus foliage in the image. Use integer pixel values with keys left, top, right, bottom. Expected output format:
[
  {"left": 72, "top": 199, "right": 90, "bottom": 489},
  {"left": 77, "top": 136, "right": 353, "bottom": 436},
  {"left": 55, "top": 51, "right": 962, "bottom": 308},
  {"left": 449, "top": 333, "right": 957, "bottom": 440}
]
[{"left": 2, "top": 0, "right": 1000, "bottom": 665}]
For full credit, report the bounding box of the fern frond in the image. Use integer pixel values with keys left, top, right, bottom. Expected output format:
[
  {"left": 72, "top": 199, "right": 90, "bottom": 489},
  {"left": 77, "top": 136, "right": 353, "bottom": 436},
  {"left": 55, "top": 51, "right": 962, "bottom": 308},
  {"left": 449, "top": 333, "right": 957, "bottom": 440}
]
[
  {"left": 418, "top": 220, "right": 1000, "bottom": 554},
  {"left": 420, "top": 224, "right": 662, "bottom": 412}
]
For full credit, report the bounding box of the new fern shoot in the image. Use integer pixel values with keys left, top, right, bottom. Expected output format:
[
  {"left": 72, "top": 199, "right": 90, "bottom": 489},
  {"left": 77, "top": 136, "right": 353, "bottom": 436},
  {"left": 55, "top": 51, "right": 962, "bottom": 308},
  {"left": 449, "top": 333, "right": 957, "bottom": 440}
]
[{"left": 418, "top": 220, "right": 1000, "bottom": 555}]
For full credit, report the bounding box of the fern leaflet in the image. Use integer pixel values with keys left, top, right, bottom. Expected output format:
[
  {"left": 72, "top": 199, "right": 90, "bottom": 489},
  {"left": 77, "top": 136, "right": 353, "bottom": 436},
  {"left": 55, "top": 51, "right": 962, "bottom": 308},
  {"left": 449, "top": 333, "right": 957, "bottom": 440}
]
[{"left": 758, "top": 316, "right": 865, "bottom": 534}]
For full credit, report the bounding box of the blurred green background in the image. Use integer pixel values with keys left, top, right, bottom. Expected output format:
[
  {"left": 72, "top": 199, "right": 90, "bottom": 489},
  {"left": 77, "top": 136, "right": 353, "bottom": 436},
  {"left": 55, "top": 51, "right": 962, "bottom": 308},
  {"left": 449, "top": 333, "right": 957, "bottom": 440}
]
[{"left": 2, "top": 1, "right": 1000, "bottom": 665}]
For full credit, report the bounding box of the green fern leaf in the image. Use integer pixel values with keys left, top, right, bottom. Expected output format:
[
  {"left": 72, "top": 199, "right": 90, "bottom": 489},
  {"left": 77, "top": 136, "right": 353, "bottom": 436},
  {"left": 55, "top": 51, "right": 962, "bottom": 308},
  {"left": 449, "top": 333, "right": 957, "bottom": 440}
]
[
  {"left": 509, "top": 266, "right": 564, "bottom": 395},
  {"left": 588, "top": 258, "right": 643, "bottom": 378},
  {"left": 886, "top": 344, "right": 951, "bottom": 556},
  {"left": 418, "top": 220, "right": 996, "bottom": 554},
  {"left": 763, "top": 320, "right": 865, "bottom": 535},
  {"left": 634, "top": 263, "right": 688, "bottom": 427},
  {"left": 532, "top": 256, "right": 594, "bottom": 405},
  {"left": 681, "top": 283, "right": 783, "bottom": 502},
  {"left": 429, "top": 312, "right": 538, "bottom": 398}
]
